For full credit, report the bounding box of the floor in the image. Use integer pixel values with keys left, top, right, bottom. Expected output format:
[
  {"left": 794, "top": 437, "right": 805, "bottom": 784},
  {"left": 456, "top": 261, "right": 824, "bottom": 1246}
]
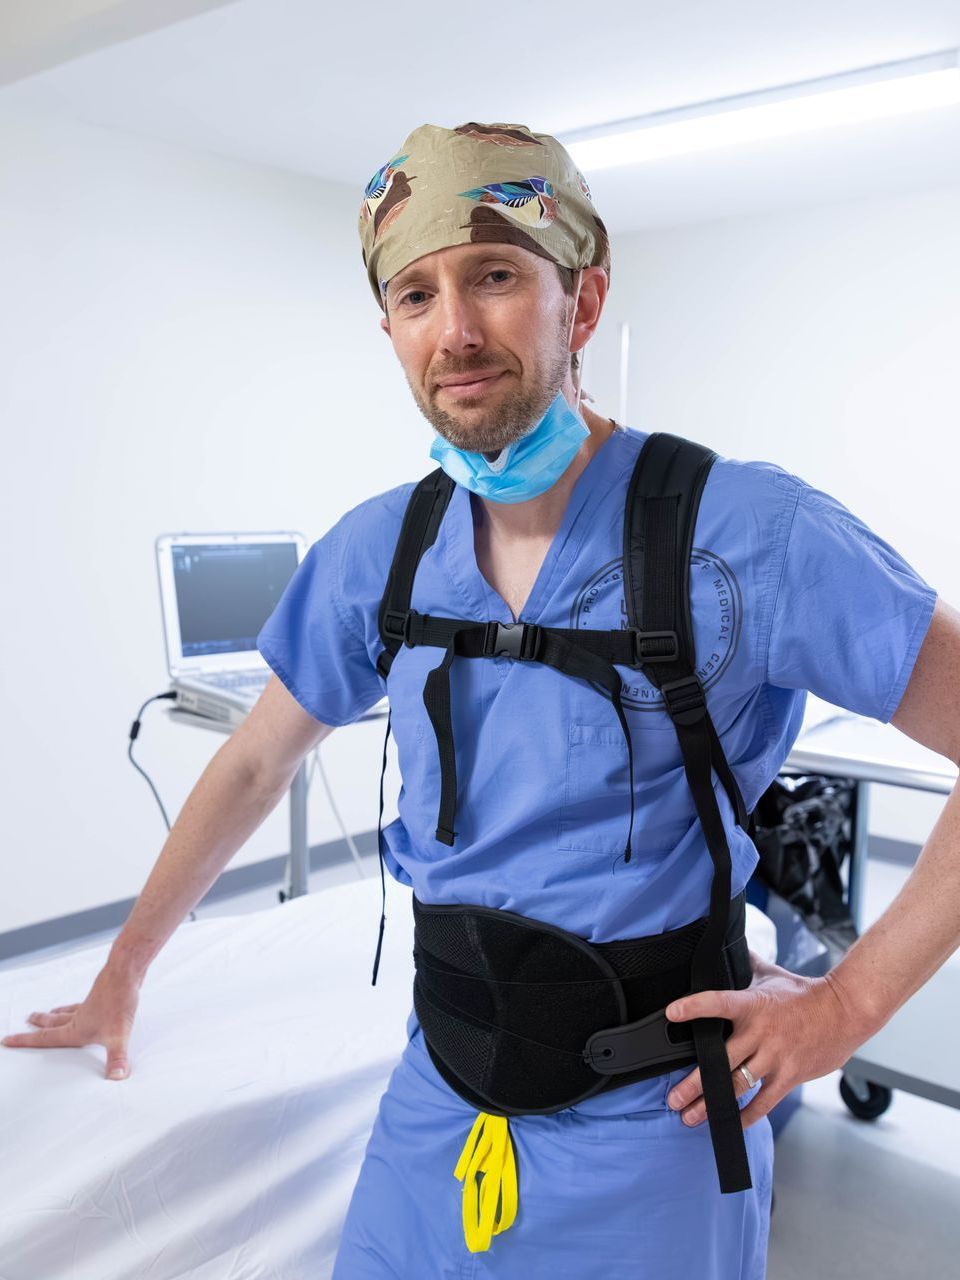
[{"left": 3, "top": 850, "right": 958, "bottom": 1277}]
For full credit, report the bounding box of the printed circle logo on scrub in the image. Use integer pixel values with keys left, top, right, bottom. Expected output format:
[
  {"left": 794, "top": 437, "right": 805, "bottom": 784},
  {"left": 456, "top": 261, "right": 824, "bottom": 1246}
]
[{"left": 569, "top": 551, "right": 743, "bottom": 712}]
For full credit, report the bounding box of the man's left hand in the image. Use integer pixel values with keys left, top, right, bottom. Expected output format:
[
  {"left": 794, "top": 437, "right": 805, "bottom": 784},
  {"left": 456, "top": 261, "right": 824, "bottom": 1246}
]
[{"left": 664, "top": 951, "right": 875, "bottom": 1129}]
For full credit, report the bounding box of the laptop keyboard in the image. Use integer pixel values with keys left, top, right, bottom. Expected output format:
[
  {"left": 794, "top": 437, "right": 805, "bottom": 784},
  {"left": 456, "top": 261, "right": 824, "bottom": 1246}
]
[{"left": 204, "top": 671, "right": 271, "bottom": 691}]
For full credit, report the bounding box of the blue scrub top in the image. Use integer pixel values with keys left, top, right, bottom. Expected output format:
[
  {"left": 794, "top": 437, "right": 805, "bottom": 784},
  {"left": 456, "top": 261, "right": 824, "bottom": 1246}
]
[{"left": 257, "top": 423, "right": 936, "bottom": 1113}]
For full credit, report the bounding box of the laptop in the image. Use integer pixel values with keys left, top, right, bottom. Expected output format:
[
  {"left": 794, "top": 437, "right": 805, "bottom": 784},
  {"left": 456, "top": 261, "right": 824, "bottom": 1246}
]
[{"left": 156, "top": 531, "right": 306, "bottom": 726}]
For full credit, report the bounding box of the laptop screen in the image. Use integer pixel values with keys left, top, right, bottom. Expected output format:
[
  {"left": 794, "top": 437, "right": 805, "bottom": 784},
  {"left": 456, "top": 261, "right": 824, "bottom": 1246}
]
[{"left": 171, "top": 541, "right": 299, "bottom": 659}]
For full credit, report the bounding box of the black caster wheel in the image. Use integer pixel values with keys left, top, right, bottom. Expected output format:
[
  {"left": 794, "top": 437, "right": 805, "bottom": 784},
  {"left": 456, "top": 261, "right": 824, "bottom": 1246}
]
[{"left": 839, "top": 1074, "right": 893, "bottom": 1120}]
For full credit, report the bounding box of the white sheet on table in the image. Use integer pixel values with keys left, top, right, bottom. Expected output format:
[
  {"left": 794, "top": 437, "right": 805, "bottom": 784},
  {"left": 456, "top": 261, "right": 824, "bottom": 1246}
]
[{"left": 0, "top": 875, "right": 776, "bottom": 1280}]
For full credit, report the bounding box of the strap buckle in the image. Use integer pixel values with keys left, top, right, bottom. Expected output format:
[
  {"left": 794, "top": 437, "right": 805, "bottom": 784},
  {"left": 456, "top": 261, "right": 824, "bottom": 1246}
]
[
  {"left": 660, "top": 673, "right": 706, "bottom": 724},
  {"left": 583, "top": 1006, "right": 697, "bottom": 1075},
  {"left": 483, "top": 620, "right": 541, "bottom": 661},
  {"left": 383, "top": 609, "right": 412, "bottom": 644},
  {"left": 631, "top": 629, "right": 680, "bottom": 665},
  {"left": 584, "top": 1004, "right": 735, "bottom": 1076}
]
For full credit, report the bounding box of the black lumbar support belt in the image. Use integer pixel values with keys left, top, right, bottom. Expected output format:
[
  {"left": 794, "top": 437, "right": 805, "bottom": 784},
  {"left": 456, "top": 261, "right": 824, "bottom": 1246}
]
[
  {"left": 371, "top": 430, "right": 757, "bottom": 1195},
  {"left": 412, "top": 889, "right": 751, "bottom": 1117}
]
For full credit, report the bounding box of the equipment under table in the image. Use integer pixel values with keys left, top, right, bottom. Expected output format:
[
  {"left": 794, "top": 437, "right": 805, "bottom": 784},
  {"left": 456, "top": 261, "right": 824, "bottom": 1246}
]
[{"left": 785, "top": 712, "right": 959, "bottom": 1117}]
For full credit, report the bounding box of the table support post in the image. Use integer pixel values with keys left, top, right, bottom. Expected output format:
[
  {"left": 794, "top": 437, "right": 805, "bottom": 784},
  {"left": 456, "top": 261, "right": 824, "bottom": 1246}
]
[{"left": 285, "top": 759, "right": 309, "bottom": 899}]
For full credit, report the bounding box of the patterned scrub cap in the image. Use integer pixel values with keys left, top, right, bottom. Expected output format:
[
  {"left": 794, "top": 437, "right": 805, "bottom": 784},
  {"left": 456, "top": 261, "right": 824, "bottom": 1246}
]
[{"left": 357, "top": 121, "right": 611, "bottom": 311}]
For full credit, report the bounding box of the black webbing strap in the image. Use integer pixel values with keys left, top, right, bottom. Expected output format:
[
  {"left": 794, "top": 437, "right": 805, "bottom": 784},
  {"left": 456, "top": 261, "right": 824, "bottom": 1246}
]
[
  {"left": 623, "top": 432, "right": 752, "bottom": 1193},
  {"left": 422, "top": 621, "right": 639, "bottom": 850},
  {"left": 375, "top": 468, "right": 455, "bottom": 683},
  {"left": 370, "top": 469, "right": 453, "bottom": 986},
  {"left": 381, "top": 611, "right": 745, "bottom": 850}
]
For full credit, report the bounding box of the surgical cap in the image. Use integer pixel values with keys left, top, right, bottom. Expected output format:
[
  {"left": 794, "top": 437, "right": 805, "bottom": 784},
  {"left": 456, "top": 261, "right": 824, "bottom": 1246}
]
[{"left": 357, "top": 121, "right": 611, "bottom": 311}]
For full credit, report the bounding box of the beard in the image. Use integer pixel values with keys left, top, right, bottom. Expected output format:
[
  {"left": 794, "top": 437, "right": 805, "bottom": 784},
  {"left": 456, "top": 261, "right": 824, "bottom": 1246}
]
[{"left": 407, "top": 301, "right": 573, "bottom": 459}]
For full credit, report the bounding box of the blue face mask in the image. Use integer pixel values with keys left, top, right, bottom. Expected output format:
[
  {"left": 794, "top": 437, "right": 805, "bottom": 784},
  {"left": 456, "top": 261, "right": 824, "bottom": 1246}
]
[
  {"left": 427, "top": 269, "right": 590, "bottom": 504},
  {"left": 428, "top": 389, "right": 589, "bottom": 504}
]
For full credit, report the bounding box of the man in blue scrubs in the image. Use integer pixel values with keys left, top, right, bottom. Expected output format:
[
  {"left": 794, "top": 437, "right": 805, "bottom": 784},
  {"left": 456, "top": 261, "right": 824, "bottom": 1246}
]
[{"left": 256, "top": 122, "right": 940, "bottom": 1276}]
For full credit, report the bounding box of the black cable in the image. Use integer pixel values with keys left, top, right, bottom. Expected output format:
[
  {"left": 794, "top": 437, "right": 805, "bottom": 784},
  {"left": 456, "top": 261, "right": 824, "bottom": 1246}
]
[
  {"left": 128, "top": 691, "right": 197, "bottom": 923},
  {"left": 128, "top": 692, "right": 178, "bottom": 828}
]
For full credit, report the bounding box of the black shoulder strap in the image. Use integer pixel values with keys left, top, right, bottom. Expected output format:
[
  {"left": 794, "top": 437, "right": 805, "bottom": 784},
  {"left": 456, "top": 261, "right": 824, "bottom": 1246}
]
[
  {"left": 370, "top": 466, "right": 455, "bottom": 987},
  {"left": 624, "top": 430, "right": 753, "bottom": 1193},
  {"left": 624, "top": 432, "right": 748, "bottom": 830},
  {"left": 376, "top": 467, "right": 456, "bottom": 679},
  {"left": 623, "top": 430, "right": 712, "bottom": 680}
]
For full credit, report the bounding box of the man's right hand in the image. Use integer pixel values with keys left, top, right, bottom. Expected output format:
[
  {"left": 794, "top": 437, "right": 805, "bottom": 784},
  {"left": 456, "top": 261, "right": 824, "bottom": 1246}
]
[{"left": 1, "top": 965, "right": 140, "bottom": 1080}]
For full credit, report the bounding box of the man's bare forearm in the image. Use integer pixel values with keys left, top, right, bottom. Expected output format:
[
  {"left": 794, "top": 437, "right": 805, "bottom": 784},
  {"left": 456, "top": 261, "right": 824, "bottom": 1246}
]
[
  {"left": 827, "top": 773, "right": 960, "bottom": 1036},
  {"left": 106, "top": 739, "right": 293, "bottom": 986}
]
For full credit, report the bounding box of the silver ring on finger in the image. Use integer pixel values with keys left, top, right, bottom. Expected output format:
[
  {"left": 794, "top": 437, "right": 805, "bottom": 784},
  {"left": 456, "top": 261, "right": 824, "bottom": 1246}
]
[{"left": 738, "top": 1063, "right": 758, "bottom": 1090}]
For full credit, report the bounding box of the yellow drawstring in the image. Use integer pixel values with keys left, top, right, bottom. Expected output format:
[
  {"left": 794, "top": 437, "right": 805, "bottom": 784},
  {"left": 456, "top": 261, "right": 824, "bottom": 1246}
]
[{"left": 453, "top": 1110, "right": 518, "bottom": 1252}]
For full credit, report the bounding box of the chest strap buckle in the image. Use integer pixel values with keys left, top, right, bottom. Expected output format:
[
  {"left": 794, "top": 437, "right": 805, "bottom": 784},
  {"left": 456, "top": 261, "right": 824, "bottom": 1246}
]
[{"left": 483, "top": 620, "right": 542, "bottom": 661}]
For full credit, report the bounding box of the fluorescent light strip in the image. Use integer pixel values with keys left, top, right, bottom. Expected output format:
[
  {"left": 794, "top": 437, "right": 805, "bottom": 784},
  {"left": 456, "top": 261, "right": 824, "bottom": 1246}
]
[{"left": 563, "top": 51, "right": 960, "bottom": 170}]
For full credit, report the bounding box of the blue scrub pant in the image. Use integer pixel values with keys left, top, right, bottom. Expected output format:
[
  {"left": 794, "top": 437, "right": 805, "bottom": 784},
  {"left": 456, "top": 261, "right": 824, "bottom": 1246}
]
[{"left": 332, "top": 1016, "right": 774, "bottom": 1279}]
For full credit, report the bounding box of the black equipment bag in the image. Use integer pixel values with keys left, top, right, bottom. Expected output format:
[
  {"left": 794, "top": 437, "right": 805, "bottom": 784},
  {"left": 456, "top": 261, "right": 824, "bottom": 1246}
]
[
  {"left": 371, "top": 430, "right": 756, "bottom": 1195},
  {"left": 749, "top": 772, "right": 859, "bottom": 968}
]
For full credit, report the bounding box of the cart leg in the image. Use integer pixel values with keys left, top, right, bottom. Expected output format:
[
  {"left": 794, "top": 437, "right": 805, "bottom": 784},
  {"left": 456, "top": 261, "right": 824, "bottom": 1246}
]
[{"left": 845, "top": 779, "right": 870, "bottom": 934}]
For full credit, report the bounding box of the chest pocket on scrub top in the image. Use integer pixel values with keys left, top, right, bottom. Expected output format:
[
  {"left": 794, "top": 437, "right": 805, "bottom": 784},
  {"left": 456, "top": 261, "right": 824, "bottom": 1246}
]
[{"left": 557, "top": 721, "right": 687, "bottom": 858}]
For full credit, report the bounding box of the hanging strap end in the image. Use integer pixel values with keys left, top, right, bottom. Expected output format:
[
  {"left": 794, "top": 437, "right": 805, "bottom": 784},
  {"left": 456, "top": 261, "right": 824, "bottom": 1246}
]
[{"left": 371, "top": 911, "right": 387, "bottom": 986}]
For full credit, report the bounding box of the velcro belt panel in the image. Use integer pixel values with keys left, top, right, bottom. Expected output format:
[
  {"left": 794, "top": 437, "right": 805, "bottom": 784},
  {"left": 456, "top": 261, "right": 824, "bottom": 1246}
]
[{"left": 412, "top": 892, "right": 750, "bottom": 1117}]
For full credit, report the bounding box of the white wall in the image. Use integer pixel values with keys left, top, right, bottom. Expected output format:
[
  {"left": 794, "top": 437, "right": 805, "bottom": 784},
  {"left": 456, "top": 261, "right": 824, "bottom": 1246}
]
[
  {"left": 1, "top": 103, "right": 955, "bottom": 932},
  {"left": 0, "top": 103, "right": 432, "bottom": 933},
  {"left": 598, "top": 188, "right": 959, "bottom": 849}
]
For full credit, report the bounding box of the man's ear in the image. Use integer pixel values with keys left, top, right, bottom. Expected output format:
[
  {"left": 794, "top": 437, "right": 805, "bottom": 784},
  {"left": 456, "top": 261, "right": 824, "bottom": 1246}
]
[
  {"left": 570, "top": 266, "right": 607, "bottom": 355},
  {"left": 380, "top": 315, "right": 391, "bottom": 337}
]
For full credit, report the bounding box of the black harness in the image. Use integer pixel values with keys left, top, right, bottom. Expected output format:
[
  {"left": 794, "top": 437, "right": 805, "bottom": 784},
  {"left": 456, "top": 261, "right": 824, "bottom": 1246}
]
[{"left": 370, "top": 429, "right": 757, "bottom": 1195}]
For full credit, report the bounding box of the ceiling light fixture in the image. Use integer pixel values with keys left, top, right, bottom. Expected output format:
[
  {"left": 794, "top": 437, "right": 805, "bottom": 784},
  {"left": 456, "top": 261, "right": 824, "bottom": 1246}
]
[{"left": 561, "top": 49, "right": 960, "bottom": 170}]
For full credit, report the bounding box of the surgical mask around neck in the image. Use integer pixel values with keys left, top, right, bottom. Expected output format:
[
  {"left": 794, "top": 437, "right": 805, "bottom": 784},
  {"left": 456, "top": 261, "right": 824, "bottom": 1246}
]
[{"left": 428, "top": 270, "right": 589, "bottom": 504}]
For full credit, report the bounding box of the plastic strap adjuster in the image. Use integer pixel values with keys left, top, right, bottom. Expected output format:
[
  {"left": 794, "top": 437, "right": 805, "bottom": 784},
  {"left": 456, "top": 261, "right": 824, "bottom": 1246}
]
[
  {"left": 583, "top": 1006, "right": 696, "bottom": 1075},
  {"left": 483, "top": 621, "right": 541, "bottom": 661},
  {"left": 383, "top": 609, "right": 412, "bottom": 644},
  {"left": 632, "top": 629, "right": 680, "bottom": 664},
  {"left": 660, "top": 673, "right": 706, "bottom": 723}
]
